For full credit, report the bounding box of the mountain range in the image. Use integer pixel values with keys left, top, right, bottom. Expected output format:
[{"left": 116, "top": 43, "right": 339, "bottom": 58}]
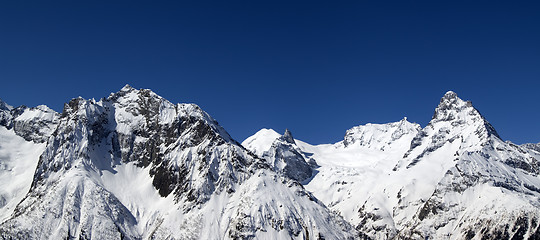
[{"left": 0, "top": 86, "right": 538, "bottom": 239}]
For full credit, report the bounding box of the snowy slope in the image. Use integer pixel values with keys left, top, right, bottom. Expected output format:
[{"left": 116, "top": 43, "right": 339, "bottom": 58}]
[
  {"left": 244, "top": 91, "right": 540, "bottom": 239},
  {"left": 342, "top": 117, "right": 421, "bottom": 150},
  {"left": 2, "top": 87, "right": 538, "bottom": 239},
  {"left": 241, "top": 128, "right": 282, "bottom": 156},
  {"left": 244, "top": 118, "right": 422, "bottom": 238},
  {"left": 0, "top": 126, "right": 45, "bottom": 223},
  {"left": 0, "top": 85, "right": 357, "bottom": 239}
]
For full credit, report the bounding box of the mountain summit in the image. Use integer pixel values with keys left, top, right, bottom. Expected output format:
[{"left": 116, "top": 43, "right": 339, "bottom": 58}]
[
  {"left": 0, "top": 99, "right": 12, "bottom": 111},
  {"left": 398, "top": 90, "right": 502, "bottom": 169},
  {"left": 0, "top": 86, "right": 355, "bottom": 239},
  {"left": 260, "top": 129, "right": 315, "bottom": 183},
  {"left": 244, "top": 91, "right": 540, "bottom": 240},
  {"left": 280, "top": 129, "right": 295, "bottom": 144},
  {"left": 1, "top": 88, "right": 539, "bottom": 240},
  {"left": 432, "top": 90, "right": 500, "bottom": 138}
]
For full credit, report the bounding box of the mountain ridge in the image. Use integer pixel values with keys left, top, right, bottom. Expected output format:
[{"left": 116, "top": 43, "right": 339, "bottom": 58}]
[
  {"left": 0, "top": 85, "right": 357, "bottom": 239},
  {"left": 244, "top": 91, "right": 540, "bottom": 239},
  {"left": 1, "top": 87, "right": 539, "bottom": 239}
]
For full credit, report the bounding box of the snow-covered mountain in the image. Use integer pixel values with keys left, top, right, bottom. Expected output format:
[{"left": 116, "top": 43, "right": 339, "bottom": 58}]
[
  {"left": 242, "top": 129, "right": 315, "bottom": 183},
  {"left": 244, "top": 91, "right": 540, "bottom": 239},
  {"left": 522, "top": 142, "right": 540, "bottom": 154},
  {"left": 1, "top": 87, "right": 539, "bottom": 239},
  {"left": 0, "top": 86, "right": 356, "bottom": 239}
]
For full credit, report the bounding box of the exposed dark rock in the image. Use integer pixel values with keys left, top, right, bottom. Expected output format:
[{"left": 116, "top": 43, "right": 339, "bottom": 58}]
[
  {"left": 262, "top": 129, "right": 314, "bottom": 182},
  {"left": 281, "top": 129, "right": 295, "bottom": 144}
]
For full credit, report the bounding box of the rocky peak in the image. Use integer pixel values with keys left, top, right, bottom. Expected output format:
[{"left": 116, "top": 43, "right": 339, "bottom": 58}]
[
  {"left": 399, "top": 91, "right": 502, "bottom": 169},
  {"left": 430, "top": 91, "right": 500, "bottom": 139},
  {"left": 0, "top": 98, "right": 13, "bottom": 111},
  {"left": 120, "top": 84, "right": 135, "bottom": 92},
  {"left": 107, "top": 84, "right": 152, "bottom": 104},
  {"left": 0, "top": 99, "right": 13, "bottom": 126},
  {"left": 2, "top": 104, "right": 59, "bottom": 143},
  {"left": 280, "top": 129, "right": 295, "bottom": 144},
  {"left": 109, "top": 84, "right": 141, "bottom": 101},
  {"left": 32, "top": 85, "right": 247, "bottom": 206},
  {"left": 61, "top": 97, "right": 86, "bottom": 117},
  {"left": 260, "top": 129, "right": 314, "bottom": 182},
  {"left": 432, "top": 91, "right": 474, "bottom": 122},
  {"left": 103, "top": 86, "right": 233, "bottom": 143},
  {"left": 0, "top": 98, "right": 60, "bottom": 143},
  {"left": 522, "top": 142, "right": 540, "bottom": 153},
  {"left": 442, "top": 90, "right": 458, "bottom": 100},
  {"left": 342, "top": 118, "right": 421, "bottom": 150}
]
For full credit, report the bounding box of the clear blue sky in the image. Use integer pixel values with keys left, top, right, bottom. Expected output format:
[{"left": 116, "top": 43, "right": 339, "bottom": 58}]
[{"left": 1, "top": 1, "right": 539, "bottom": 144}]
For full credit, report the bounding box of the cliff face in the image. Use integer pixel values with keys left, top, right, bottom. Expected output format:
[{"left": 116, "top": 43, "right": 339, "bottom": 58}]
[{"left": 0, "top": 86, "right": 356, "bottom": 240}]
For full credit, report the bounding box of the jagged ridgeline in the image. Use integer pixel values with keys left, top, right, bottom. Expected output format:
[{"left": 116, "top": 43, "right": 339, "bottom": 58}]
[
  {"left": 243, "top": 91, "right": 540, "bottom": 240},
  {"left": 0, "top": 85, "right": 356, "bottom": 239},
  {"left": 1, "top": 87, "right": 539, "bottom": 239}
]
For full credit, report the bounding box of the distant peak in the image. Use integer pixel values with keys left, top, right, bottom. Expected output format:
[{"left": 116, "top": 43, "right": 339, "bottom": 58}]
[
  {"left": 0, "top": 98, "right": 13, "bottom": 111},
  {"left": 443, "top": 91, "right": 457, "bottom": 99},
  {"left": 108, "top": 84, "right": 144, "bottom": 102},
  {"left": 280, "top": 129, "right": 296, "bottom": 144},
  {"left": 432, "top": 91, "right": 472, "bottom": 121},
  {"left": 438, "top": 91, "right": 462, "bottom": 108},
  {"left": 120, "top": 84, "right": 136, "bottom": 92},
  {"left": 252, "top": 128, "right": 280, "bottom": 138},
  {"left": 429, "top": 91, "right": 501, "bottom": 139},
  {"left": 343, "top": 119, "right": 421, "bottom": 148},
  {"left": 35, "top": 105, "right": 56, "bottom": 113},
  {"left": 397, "top": 117, "right": 419, "bottom": 129}
]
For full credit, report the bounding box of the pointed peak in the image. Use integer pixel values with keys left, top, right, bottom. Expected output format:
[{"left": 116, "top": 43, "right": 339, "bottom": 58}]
[
  {"left": 400, "top": 117, "right": 409, "bottom": 123},
  {"left": 438, "top": 91, "right": 464, "bottom": 108},
  {"left": 0, "top": 98, "right": 13, "bottom": 111},
  {"left": 61, "top": 97, "right": 87, "bottom": 116},
  {"left": 108, "top": 84, "right": 143, "bottom": 102},
  {"left": 113, "top": 85, "right": 164, "bottom": 101},
  {"left": 432, "top": 91, "right": 475, "bottom": 122},
  {"left": 280, "top": 129, "right": 296, "bottom": 144},
  {"left": 428, "top": 91, "right": 501, "bottom": 140},
  {"left": 443, "top": 90, "right": 458, "bottom": 99},
  {"left": 34, "top": 105, "right": 56, "bottom": 113},
  {"left": 120, "top": 84, "right": 136, "bottom": 92},
  {"left": 397, "top": 117, "right": 421, "bottom": 130}
]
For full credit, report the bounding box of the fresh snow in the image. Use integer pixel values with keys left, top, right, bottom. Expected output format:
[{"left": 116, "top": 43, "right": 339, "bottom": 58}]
[
  {"left": 0, "top": 86, "right": 356, "bottom": 239},
  {"left": 1, "top": 87, "right": 539, "bottom": 239},
  {"left": 242, "top": 92, "right": 540, "bottom": 239},
  {"left": 241, "top": 128, "right": 281, "bottom": 156},
  {"left": 14, "top": 105, "right": 57, "bottom": 122},
  {"left": 0, "top": 126, "right": 45, "bottom": 222},
  {"left": 100, "top": 162, "right": 184, "bottom": 238}
]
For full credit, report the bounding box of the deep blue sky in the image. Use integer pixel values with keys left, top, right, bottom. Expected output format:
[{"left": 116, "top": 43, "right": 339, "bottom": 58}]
[{"left": 1, "top": 1, "right": 539, "bottom": 144}]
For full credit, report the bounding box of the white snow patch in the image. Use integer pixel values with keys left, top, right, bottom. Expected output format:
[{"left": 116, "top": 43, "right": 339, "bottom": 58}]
[
  {"left": 100, "top": 162, "right": 184, "bottom": 237},
  {"left": 0, "top": 126, "right": 45, "bottom": 222},
  {"left": 241, "top": 128, "right": 281, "bottom": 156}
]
